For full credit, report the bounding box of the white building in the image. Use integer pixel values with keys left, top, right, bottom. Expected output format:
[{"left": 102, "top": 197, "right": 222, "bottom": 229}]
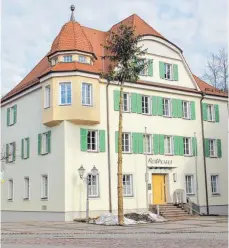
[{"left": 1, "top": 7, "right": 228, "bottom": 222}]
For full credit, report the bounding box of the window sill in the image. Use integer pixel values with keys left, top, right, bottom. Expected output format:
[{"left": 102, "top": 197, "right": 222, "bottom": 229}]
[
  {"left": 87, "top": 150, "right": 99, "bottom": 153},
  {"left": 209, "top": 156, "right": 218, "bottom": 158},
  {"left": 123, "top": 152, "right": 132, "bottom": 154},
  {"left": 82, "top": 104, "right": 93, "bottom": 107},
  {"left": 8, "top": 123, "right": 15, "bottom": 127},
  {"left": 184, "top": 154, "right": 193, "bottom": 157},
  {"left": 123, "top": 110, "right": 131, "bottom": 113},
  {"left": 207, "top": 120, "right": 215, "bottom": 123},
  {"left": 44, "top": 106, "right": 50, "bottom": 110},
  {"left": 7, "top": 160, "right": 15, "bottom": 164},
  {"left": 59, "top": 103, "right": 72, "bottom": 106},
  {"left": 88, "top": 196, "right": 100, "bottom": 199},
  {"left": 164, "top": 153, "right": 174, "bottom": 156},
  {"left": 186, "top": 193, "right": 195, "bottom": 196},
  {"left": 163, "top": 115, "right": 172, "bottom": 118},
  {"left": 22, "top": 157, "right": 29, "bottom": 160},
  {"left": 41, "top": 197, "right": 48, "bottom": 201},
  {"left": 182, "top": 117, "right": 191, "bottom": 120},
  {"left": 123, "top": 195, "right": 134, "bottom": 198},
  {"left": 23, "top": 198, "right": 30, "bottom": 201},
  {"left": 40, "top": 152, "right": 49, "bottom": 156},
  {"left": 7, "top": 199, "right": 13, "bottom": 202},
  {"left": 142, "top": 113, "right": 151, "bottom": 116},
  {"left": 212, "top": 193, "right": 221, "bottom": 197}
]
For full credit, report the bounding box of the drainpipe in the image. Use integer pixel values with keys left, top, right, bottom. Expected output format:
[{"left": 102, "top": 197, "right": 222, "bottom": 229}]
[
  {"left": 200, "top": 92, "right": 209, "bottom": 215},
  {"left": 106, "top": 82, "right": 112, "bottom": 213}
]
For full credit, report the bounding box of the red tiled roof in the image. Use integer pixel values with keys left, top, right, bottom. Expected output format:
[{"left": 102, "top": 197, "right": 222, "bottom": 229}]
[
  {"left": 49, "top": 21, "right": 94, "bottom": 56},
  {"left": 2, "top": 14, "right": 227, "bottom": 103}
]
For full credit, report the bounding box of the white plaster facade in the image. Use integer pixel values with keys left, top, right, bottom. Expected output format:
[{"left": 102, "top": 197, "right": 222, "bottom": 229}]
[{"left": 1, "top": 31, "right": 228, "bottom": 222}]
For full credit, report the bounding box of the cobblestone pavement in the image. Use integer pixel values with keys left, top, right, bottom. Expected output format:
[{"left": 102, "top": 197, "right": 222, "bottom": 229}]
[{"left": 1, "top": 216, "right": 228, "bottom": 248}]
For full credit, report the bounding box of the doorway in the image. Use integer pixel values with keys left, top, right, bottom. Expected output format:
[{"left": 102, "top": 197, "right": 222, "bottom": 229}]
[{"left": 152, "top": 174, "right": 166, "bottom": 204}]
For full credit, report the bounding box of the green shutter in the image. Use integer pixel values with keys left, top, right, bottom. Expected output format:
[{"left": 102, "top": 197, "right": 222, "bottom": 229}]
[
  {"left": 12, "top": 142, "right": 16, "bottom": 161},
  {"left": 192, "top": 137, "right": 197, "bottom": 156},
  {"left": 131, "top": 93, "right": 138, "bottom": 113},
  {"left": 217, "top": 139, "right": 222, "bottom": 158},
  {"left": 172, "top": 99, "right": 178, "bottom": 118},
  {"left": 173, "top": 64, "right": 178, "bottom": 81},
  {"left": 7, "top": 108, "right": 10, "bottom": 126},
  {"left": 177, "top": 99, "right": 183, "bottom": 118},
  {"left": 159, "top": 134, "right": 164, "bottom": 155},
  {"left": 47, "top": 131, "right": 51, "bottom": 153},
  {"left": 99, "top": 130, "right": 106, "bottom": 152},
  {"left": 27, "top": 138, "right": 30, "bottom": 158},
  {"left": 80, "top": 128, "right": 88, "bottom": 151},
  {"left": 21, "top": 139, "right": 24, "bottom": 159},
  {"left": 190, "top": 101, "right": 196, "bottom": 120},
  {"left": 157, "top": 97, "right": 163, "bottom": 116},
  {"left": 137, "top": 94, "right": 142, "bottom": 114},
  {"left": 6, "top": 144, "right": 9, "bottom": 163},
  {"left": 152, "top": 96, "right": 158, "bottom": 116},
  {"left": 153, "top": 134, "right": 159, "bottom": 155},
  {"left": 148, "top": 60, "right": 153, "bottom": 76},
  {"left": 204, "top": 139, "right": 210, "bottom": 157},
  {"left": 159, "top": 61, "right": 165, "bottom": 79},
  {"left": 214, "top": 104, "right": 219, "bottom": 122},
  {"left": 132, "top": 133, "right": 138, "bottom": 154},
  {"left": 138, "top": 133, "right": 144, "bottom": 154},
  {"left": 115, "top": 131, "right": 119, "bottom": 153},
  {"left": 202, "top": 103, "right": 207, "bottom": 121},
  {"left": 179, "top": 137, "right": 184, "bottom": 156},
  {"left": 38, "top": 134, "right": 42, "bottom": 155},
  {"left": 13, "top": 105, "right": 17, "bottom": 124},
  {"left": 113, "top": 90, "right": 120, "bottom": 111},
  {"left": 174, "top": 136, "right": 180, "bottom": 156}
]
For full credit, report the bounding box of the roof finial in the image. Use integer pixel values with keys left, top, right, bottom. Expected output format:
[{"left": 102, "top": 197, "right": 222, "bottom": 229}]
[{"left": 70, "top": 5, "right": 75, "bottom": 22}]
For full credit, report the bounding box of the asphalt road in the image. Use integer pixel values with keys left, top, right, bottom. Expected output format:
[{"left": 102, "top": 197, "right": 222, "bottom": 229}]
[{"left": 1, "top": 216, "right": 228, "bottom": 248}]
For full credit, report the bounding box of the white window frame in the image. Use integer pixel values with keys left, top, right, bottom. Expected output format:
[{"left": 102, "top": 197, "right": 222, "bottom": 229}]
[
  {"left": 63, "top": 55, "right": 72, "bottom": 62},
  {"left": 8, "top": 143, "right": 15, "bottom": 162},
  {"left": 211, "top": 175, "right": 220, "bottom": 195},
  {"left": 41, "top": 174, "right": 48, "bottom": 200},
  {"left": 209, "top": 139, "right": 217, "bottom": 157},
  {"left": 142, "top": 95, "right": 150, "bottom": 115},
  {"left": 182, "top": 101, "right": 191, "bottom": 119},
  {"left": 139, "top": 59, "right": 148, "bottom": 76},
  {"left": 164, "top": 63, "right": 172, "bottom": 80},
  {"left": 8, "top": 178, "right": 14, "bottom": 201},
  {"left": 59, "top": 82, "right": 72, "bottom": 105},
  {"left": 144, "top": 134, "right": 152, "bottom": 154},
  {"left": 82, "top": 83, "right": 93, "bottom": 106},
  {"left": 183, "top": 137, "right": 192, "bottom": 156},
  {"left": 207, "top": 104, "right": 215, "bottom": 122},
  {"left": 122, "top": 92, "right": 130, "bottom": 112},
  {"left": 185, "top": 175, "right": 195, "bottom": 195},
  {"left": 23, "top": 138, "right": 29, "bottom": 159},
  {"left": 78, "top": 55, "right": 87, "bottom": 64},
  {"left": 87, "top": 130, "right": 98, "bottom": 152},
  {"left": 41, "top": 133, "right": 49, "bottom": 155},
  {"left": 88, "top": 174, "right": 99, "bottom": 197},
  {"left": 122, "top": 133, "right": 131, "bottom": 153},
  {"left": 123, "top": 174, "right": 133, "bottom": 197},
  {"left": 24, "top": 177, "right": 30, "bottom": 200},
  {"left": 164, "top": 136, "right": 173, "bottom": 155},
  {"left": 44, "top": 85, "right": 51, "bottom": 109},
  {"left": 163, "top": 98, "right": 171, "bottom": 117}
]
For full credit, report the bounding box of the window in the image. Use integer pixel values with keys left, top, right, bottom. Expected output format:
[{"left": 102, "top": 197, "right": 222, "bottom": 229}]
[
  {"left": 22, "top": 138, "right": 29, "bottom": 159},
  {"left": 123, "top": 174, "right": 133, "bottom": 196},
  {"left": 139, "top": 59, "right": 148, "bottom": 76},
  {"left": 60, "top": 82, "right": 71, "bottom": 105},
  {"left": 38, "top": 131, "right": 51, "bottom": 155},
  {"left": 78, "top": 55, "right": 87, "bottom": 63},
  {"left": 207, "top": 104, "right": 215, "bottom": 121},
  {"left": 209, "top": 139, "right": 217, "bottom": 157},
  {"left": 41, "top": 175, "right": 48, "bottom": 199},
  {"left": 142, "top": 96, "right": 150, "bottom": 114},
  {"left": 164, "top": 136, "right": 172, "bottom": 155},
  {"left": 164, "top": 63, "right": 172, "bottom": 80},
  {"left": 82, "top": 83, "right": 92, "bottom": 106},
  {"left": 182, "top": 101, "right": 190, "bottom": 119},
  {"left": 51, "top": 58, "right": 58, "bottom": 66},
  {"left": 211, "top": 175, "right": 219, "bottom": 194},
  {"left": 122, "top": 133, "right": 131, "bottom": 153},
  {"left": 144, "top": 134, "right": 152, "bottom": 154},
  {"left": 87, "top": 130, "right": 98, "bottom": 151},
  {"left": 44, "top": 85, "right": 51, "bottom": 108},
  {"left": 7, "top": 142, "right": 15, "bottom": 163},
  {"left": 163, "top": 98, "right": 171, "bottom": 117},
  {"left": 24, "top": 177, "right": 30, "bottom": 199},
  {"left": 8, "top": 179, "right": 13, "bottom": 200},
  {"left": 88, "top": 174, "right": 99, "bottom": 197},
  {"left": 63, "top": 55, "right": 72, "bottom": 62},
  {"left": 123, "top": 93, "right": 130, "bottom": 112},
  {"left": 185, "top": 175, "right": 194, "bottom": 194},
  {"left": 7, "top": 105, "right": 17, "bottom": 126},
  {"left": 183, "top": 137, "right": 191, "bottom": 156}
]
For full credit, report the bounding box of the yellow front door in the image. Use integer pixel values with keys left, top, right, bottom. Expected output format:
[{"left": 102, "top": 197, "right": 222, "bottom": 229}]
[{"left": 152, "top": 174, "right": 166, "bottom": 204}]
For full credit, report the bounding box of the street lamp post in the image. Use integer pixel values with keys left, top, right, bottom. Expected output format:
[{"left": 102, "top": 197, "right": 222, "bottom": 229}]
[{"left": 78, "top": 165, "right": 98, "bottom": 222}]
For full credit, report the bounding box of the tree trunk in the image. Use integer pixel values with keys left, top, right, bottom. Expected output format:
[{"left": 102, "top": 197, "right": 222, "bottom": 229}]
[{"left": 117, "top": 83, "right": 124, "bottom": 225}]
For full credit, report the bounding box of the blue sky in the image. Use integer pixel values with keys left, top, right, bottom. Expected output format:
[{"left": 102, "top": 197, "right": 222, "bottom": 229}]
[{"left": 1, "top": 0, "right": 227, "bottom": 96}]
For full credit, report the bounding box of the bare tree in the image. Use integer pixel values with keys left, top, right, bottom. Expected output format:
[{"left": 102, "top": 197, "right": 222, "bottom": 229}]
[{"left": 203, "top": 48, "right": 228, "bottom": 92}]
